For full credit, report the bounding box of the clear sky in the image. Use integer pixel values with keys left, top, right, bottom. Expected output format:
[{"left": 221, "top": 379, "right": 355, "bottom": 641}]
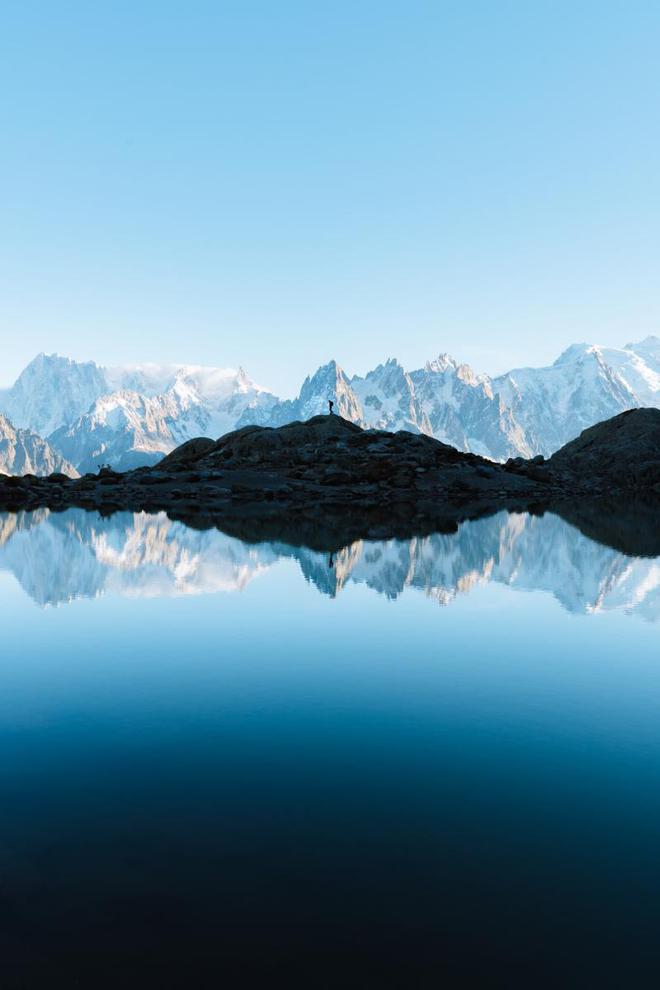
[{"left": 1, "top": 1, "right": 659, "bottom": 396}]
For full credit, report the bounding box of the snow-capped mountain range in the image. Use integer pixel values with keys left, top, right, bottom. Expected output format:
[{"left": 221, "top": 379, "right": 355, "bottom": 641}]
[
  {"left": 1, "top": 507, "right": 658, "bottom": 620},
  {"left": 0, "top": 354, "right": 276, "bottom": 474},
  {"left": 1, "top": 338, "right": 659, "bottom": 475}
]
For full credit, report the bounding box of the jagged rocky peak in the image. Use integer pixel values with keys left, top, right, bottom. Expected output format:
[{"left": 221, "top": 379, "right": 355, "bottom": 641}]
[
  {"left": 354, "top": 357, "right": 411, "bottom": 390},
  {"left": 408, "top": 353, "right": 519, "bottom": 458},
  {"left": 296, "top": 360, "right": 363, "bottom": 422},
  {"left": 423, "top": 353, "right": 459, "bottom": 374},
  {"left": 356, "top": 355, "right": 403, "bottom": 375},
  {"left": 0, "top": 413, "right": 78, "bottom": 477},
  {"left": 420, "top": 352, "right": 479, "bottom": 384},
  {"left": 302, "top": 359, "right": 349, "bottom": 390},
  {"left": 351, "top": 359, "right": 420, "bottom": 432},
  {"left": 239, "top": 349, "right": 538, "bottom": 459}
]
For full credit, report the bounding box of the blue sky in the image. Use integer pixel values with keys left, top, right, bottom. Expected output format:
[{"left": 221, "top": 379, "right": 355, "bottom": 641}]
[{"left": 1, "top": 1, "right": 659, "bottom": 395}]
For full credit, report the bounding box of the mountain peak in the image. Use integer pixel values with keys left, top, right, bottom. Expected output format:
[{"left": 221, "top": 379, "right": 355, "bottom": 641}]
[
  {"left": 303, "top": 360, "right": 349, "bottom": 388},
  {"left": 1, "top": 353, "right": 110, "bottom": 437},
  {"left": 29, "top": 351, "right": 101, "bottom": 371},
  {"left": 553, "top": 343, "right": 599, "bottom": 366},
  {"left": 424, "top": 353, "right": 459, "bottom": 374},
  {"left": 358, "top": 357, "right": 406, "bottom": 380},
  {"left": 315, "top": 358, "right": 342, "bottom": 374}
]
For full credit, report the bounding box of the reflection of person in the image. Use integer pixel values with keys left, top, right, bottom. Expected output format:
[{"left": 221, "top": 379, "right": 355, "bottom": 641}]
[{"left": 328, "top": 399, "right": 334, "bottom": 414}]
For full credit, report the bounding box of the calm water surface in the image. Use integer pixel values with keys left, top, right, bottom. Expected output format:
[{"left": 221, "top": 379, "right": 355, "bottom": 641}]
[{"left": 0, "top": 508, "right": 659, "bottom": 985}]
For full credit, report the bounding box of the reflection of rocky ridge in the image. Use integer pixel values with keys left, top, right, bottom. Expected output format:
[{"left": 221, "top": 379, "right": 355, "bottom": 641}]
[{"left": 0, "top": 508, "right": 658, "bottom": 619}]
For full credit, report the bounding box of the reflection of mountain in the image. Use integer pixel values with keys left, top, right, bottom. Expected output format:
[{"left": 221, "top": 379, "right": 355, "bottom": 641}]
[
  {"left": 0, "top": 510, "right": 278, "bottom": 607},
  {"left": 0, "top": 508, "right": 658, "bottom": 619},
  {"left": 285, "top": 514, "right": 660, "bottom": 619}
]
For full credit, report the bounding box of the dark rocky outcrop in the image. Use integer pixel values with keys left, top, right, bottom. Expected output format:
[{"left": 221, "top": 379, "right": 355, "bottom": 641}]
[
  {"left": 548, "top": 407, "right": 660, "bottom": 490},
  {"left": 0, "top": 409, "right": 659, "bottom": 518}
]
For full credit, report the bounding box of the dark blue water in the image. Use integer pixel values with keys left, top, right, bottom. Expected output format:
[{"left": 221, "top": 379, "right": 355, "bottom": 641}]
[{"left": 0, "top": 509, "right": 659, "bottom": 985}]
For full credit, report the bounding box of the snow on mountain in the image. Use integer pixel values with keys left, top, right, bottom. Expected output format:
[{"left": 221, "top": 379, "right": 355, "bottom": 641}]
[
  {"left": 105, "top": 363, "right": 185, "bottom": 396},
  {"left": 0, "top": 414, "right": 78, "bottom": 477},
  {"left": 49, "top": 388, "right": 198, "bottom": 473},
  {"left": 49, "top": 364, "right": 277, "bottom": 473},
  {"left": 0, "top": 354, "right": 276, "bottom": 473},
  {"left": 350, "top": 358, "right": 420, "bottom": 433},
  {"left": 410, "top": 354, "right": 531, "bottom": 459},
  {"left": 625, "top": 335, "right": 660, "bottom": 373},
  {"left": 601, "top": 341, "right": 660, "bottom": 404},
  {"left": 183, "top": 365, "right": 277, "bottom": 436},
  {"left": 0, "top": 353, "right": 109, "bottom": 437},
  {"left": 107, "top": 362, "right": 277, "bottom": 430},
  {"left": 492, "top": 343, "right": 653, "bottom": 456},
  {"left": 351, "top": 359, "right": 424, "bottom": 433}
]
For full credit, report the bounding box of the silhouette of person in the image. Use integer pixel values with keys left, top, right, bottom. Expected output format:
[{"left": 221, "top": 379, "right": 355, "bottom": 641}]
[{"left": 328, "top": 399, "right": 334, "bottom": 414}]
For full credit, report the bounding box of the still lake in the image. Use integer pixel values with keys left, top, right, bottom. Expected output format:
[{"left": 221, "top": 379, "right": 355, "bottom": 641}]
[{"left": 1, "top": 507, "right": 659, "bottom": 985}]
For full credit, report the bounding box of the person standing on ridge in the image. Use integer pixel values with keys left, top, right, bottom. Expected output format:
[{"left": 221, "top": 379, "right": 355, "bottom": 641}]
[{"left": 328, "top": 399, "right": 334, "bottom": 414}]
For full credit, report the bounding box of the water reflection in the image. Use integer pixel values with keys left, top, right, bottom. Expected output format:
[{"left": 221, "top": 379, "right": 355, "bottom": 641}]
[{"left": 1, "top": 507, "right": 659, "bottom": 618}]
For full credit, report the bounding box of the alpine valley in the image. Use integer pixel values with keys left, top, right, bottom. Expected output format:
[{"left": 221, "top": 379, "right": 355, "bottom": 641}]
[{"left": 1, "top": 338, "right": 659, "bottom": 476}]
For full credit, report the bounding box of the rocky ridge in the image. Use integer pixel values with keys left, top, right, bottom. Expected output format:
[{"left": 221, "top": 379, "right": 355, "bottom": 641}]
[{"left": 0, "top": 409, "right": 658, "bottom": 521}]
